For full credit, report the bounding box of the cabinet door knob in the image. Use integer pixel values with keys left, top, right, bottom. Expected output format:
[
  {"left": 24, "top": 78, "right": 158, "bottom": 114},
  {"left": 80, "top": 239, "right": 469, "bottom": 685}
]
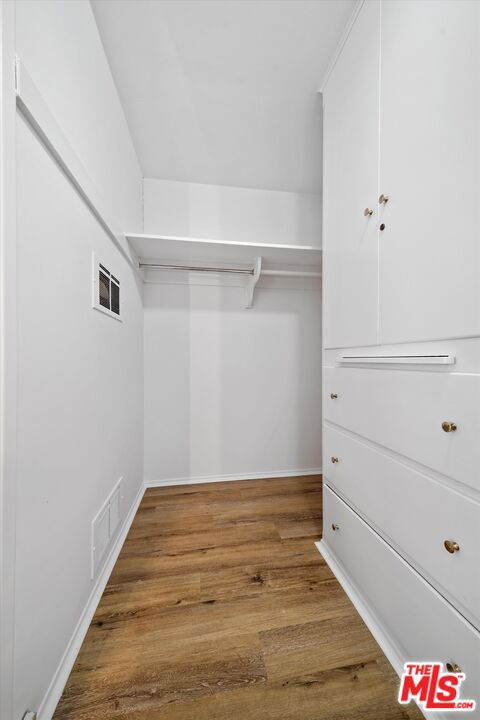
[
  {"left": 446, "top": 662, "right": 462, "bottom": 674},
  {"left": 331, "top": 523, "right": 339, "bottom": 531},
  {"left": 379, "top": 194, "right": 389, "bottom": 204},
  {"left": 331, "top": 456, "right": 339, "bottom": 464},
  {"left": 330, "top": 393, "right": 338, "bottom": 399},
  {"left": 363, "top": 207, "right": 373, "bottom": 217},
  {"left": 442, "top": 421, "right": 457, "bottom": 433},
  {"left": 444, "top": 539, "right": 460, "bottom": 554}
]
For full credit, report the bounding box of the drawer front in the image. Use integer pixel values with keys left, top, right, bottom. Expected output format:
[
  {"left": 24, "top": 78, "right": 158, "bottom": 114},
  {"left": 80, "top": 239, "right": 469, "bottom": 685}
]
[
  {"left": 324, "top": 424, "right": 480, "bottom": 628},
  {"left": 322, "top": 485, "right": 480, "bottom": 703},
  {"left": 324, "top": 366, "right": 480, "bottom": 491}
]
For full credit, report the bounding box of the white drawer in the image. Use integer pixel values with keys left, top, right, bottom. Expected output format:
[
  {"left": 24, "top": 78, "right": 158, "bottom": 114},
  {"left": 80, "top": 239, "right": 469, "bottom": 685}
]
[
  {"left": 321, "top": 485, "right": 480, "bottom": 704},
  {"left": 324, "top": 366, "right": 480, "bottom": 492},
  {"left": 324, "top": 424, "right": 480, "bottom": 629}
]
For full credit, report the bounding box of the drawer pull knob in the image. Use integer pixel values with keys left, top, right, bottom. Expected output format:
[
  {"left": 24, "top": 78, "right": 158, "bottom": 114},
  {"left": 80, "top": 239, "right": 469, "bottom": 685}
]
[
  {"left": 363, "top": 207, "right": 373, "bottom": 217},
  {"left": 444, "top": 539, "right": 460, "bottom": 554},
  {"left": 379, "top": 194, "right": 389, "bottom": 204},
  {"left": 446, "top": 662, "right": 462, "bottom": 674},
  {"left": 442, "top": 421, "right": 457, "bottom": 433},
  {"left": 331, "top": 456, "right": 339, "bottom": 464},
  {"left": 331, "top": 523, "right": 339, "bottom": 531},
  {"left": 330, "top": 393, "right": 338, "bottom": 399}
]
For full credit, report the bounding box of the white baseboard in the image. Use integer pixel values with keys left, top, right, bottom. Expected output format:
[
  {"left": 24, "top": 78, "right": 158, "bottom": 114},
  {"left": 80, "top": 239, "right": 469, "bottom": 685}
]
[
  {"left": 145, "top": 467, "right": 323, "bottom": 489},
  {"left": 315, "top": 539, "right": 447, "bottom": 720},
  {"left": 37, "top": 482, "right": 145, "bottom": 720},
  {"left": 315, "top": 539, "right": 404, "bottom": 673}
]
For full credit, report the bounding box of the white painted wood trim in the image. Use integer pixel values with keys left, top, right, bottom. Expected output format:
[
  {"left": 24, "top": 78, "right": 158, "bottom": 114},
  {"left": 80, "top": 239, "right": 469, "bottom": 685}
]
[
  {"left": 126, "top": 232, "right": 322, "bottom": 254},
  {"left": 315, "top": 539, "right": 448, "bottom": 720},
  {"left": 316, "top": 539, "right": 404, "bottom": 671},
  {"left": 145, "top": 468, "right": 322, "bottom": 489},
  {"left": 37, "top": 482, "right": 145, "bottom": 720},
  {"left": 0, "top": 5, "right": 17, "bottom": 719},
  {"left": 14, "top": 56, "right": 139, "bottom": 274},
  {"left": 318, "top": 0, "right": 365, "bottom": 92}
]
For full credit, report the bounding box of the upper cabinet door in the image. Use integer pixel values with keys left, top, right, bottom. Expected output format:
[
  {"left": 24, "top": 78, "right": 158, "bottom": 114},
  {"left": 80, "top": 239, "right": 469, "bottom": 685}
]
[
  {"left": 323, "top": 1, "right": 380, "bottom": 350},
  {"left": 379, "top": 1, "right": 480, "bottom": 344}
]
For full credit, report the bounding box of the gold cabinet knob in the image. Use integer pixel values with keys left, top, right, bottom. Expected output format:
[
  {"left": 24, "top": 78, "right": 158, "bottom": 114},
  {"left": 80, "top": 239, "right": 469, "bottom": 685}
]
[
  {"left": 446, "top": 662, "right": 462, "bottom": 674},
  {"left": 379, "top": 194, "right": 389, "bottom": 204},
  {"left": 331, "top": 523, "right": 339, "bottom": 531},
  {"left": 442, "top": 421, "right": 457, "bottom": 433},
  {"left": 330, "top": 393, "right": 338, "bottom": 399},
  {"left": 363, "top": 207, "right": 373, "bottom": 217},
  {"left": 444, "top": 539, "right": 460, "bottom": 554},
  {"left": 331, "top": 456, "right": 339, "bottom": 464}
]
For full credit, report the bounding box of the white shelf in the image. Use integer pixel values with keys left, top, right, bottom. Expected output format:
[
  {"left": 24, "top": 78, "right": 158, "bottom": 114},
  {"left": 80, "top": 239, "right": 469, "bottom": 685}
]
[{"left": 125, "top": 232, "right": 322, "bottom": 270}]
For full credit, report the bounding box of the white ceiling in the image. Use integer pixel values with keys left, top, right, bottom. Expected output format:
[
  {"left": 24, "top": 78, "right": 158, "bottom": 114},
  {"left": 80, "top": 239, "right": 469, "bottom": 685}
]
[{"left": 92, "top": 0, "right": 354, "bottom": 194}]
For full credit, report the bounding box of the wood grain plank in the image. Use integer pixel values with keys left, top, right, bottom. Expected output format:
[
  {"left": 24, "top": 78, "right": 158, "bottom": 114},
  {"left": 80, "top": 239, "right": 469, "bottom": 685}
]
[
  {"left": 108, "top": 535, "right": 321, "bottom": 584},
  {"left": 55, "top": 632, "right": 266, "bottom": 719},
  {"left": 275, "top": 517, "right": 323, "bottom": 539},
  {"left": 122, "top": 521, "right": 279, "bottom": 556},
  {"left": 93, "top": 574, "right": 201, "bottom": 625},
  {"left": 108, "top": 662, "right": 413, "bottom": 720}
]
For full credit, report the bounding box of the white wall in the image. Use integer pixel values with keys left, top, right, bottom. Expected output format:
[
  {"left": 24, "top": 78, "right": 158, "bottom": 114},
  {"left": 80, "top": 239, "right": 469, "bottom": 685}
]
[
  {"left": 144, "top": 281, "right": 322, "bottom": 484},
  {"left": 13, "top": 2, "right": 143, "bottom": 717},
  {"left": 15, "top": 0, "right": 143, "bottom": 232},
  {"left": 143, "top": 178, "right": 322, "bottom": 484},
  {"left": 144, "top": 178, "right": 321, "bottom": 247}
]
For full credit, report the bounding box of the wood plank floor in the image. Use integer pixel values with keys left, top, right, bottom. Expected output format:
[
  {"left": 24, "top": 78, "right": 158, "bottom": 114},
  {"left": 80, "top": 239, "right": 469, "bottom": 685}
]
[{"left": 53, "top": 476, "right": 422, "bottom": 720}]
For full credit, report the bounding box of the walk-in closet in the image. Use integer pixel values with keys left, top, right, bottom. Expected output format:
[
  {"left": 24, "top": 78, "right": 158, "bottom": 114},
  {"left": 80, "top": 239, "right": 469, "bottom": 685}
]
[{"left": 1, "top": 2, "right": 478, "bottom": 720}]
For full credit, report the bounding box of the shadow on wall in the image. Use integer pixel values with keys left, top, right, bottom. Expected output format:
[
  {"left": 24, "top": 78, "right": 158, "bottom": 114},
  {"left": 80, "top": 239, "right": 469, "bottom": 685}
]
[{"left": 143, "top": 279, "right": 322, "bottom": 484}]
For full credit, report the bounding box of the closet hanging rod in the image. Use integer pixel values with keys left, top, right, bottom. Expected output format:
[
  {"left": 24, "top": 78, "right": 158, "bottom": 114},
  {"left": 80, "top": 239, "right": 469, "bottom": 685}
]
[
  {"left": 139, "top": 262, "right": 321, "bottom": 278},
  {"left": 139, "top": 262, "right": 254, "bottom": 275}
]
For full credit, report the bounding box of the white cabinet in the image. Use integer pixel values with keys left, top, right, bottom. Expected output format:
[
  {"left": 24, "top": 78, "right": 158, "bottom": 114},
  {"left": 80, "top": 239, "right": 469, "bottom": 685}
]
[
  {"left": 321, "top": 486, "right": 480, "bottom": 701},
  {"left": 320, "top": 0, "right": 480, "bottom": 695},
  {"left": 323, "top": 0, "right": 480, "bottom": 349},
  {"left": 378, "top": 0, "right": 480, "bottom": 344},
  {"left": 324, "top": 365, "right": 480, "bottom": 492},
  {"left": 324, "top": 424, "right": 480, "bottom": 628},
  {"left": 322, "top": 1, "right": 380, "bottom": 349}
]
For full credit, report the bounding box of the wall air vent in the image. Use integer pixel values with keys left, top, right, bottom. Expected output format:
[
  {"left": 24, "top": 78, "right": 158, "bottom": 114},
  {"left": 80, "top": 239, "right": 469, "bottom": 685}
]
[
  {"left": 92, "top": 253, "right": 121, "bottom": 320},
  {"left": 91, "top": 478, "right": 123, "bottom": 579}
]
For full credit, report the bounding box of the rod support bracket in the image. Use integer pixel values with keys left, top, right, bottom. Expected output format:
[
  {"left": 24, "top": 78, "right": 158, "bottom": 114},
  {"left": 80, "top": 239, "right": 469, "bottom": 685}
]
[{"left": 245, "top": 256, "right": 262, "bottom": 308}]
